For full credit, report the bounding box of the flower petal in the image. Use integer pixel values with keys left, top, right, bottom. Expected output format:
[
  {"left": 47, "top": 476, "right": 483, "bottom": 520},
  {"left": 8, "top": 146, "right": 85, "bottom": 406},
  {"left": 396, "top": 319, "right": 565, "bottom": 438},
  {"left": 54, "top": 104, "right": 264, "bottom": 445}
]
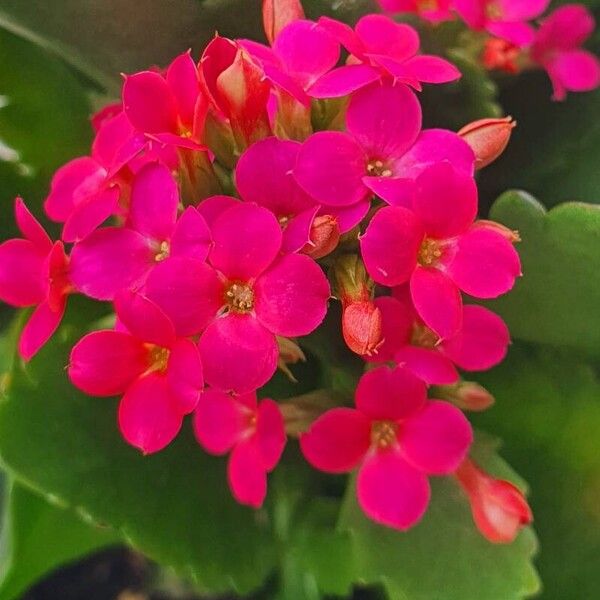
[
  {"left": 360, "top": 206, "right": 423, "bottom": 286},
  {"left": 356, "top": 365, "right": 427, "bottom": 420},
  {"left": 369, "top": 296, "right": 413, "bottom": 363},
  {"left": 18, "top": 298, "right": 65, "bottom": 361},
  {"left": 256, "top": 398, "right": 286, "bottom": 471},
  {"left": 550, "top": 50, "right": 600, "bottom": 95},
  {"left": 254, "top": 253, "right": 330, "bottom": 337},
  {"left": 69, "top": 330, "right": 149, "bottom": 396},
  {"left": 498, "top": 0, "right": 550, "bottom": 22},
  {"left": 228, "top": 439, "right": 268, "bottom": 508},
  {"left": 118, "top": 374, "right": 183, "bottom": 454},
  {"left": 0, "top": 239, "right": 46, "bottom": 306},
  {"left": 196, "top": 195, "right": 240, "bottom": 227},
  {"left": 394, "top": 346, "right": 458, "bottom": 385},
  {"left": 410, "top": 266, "right": 462, "bottom": 340},
  {"left": 300, "top": 408, "right": 371, "bottom": 473},
  {"left": 357, "top": 449, "right": 430, "bottom": 530},
  {"left": 62, "top": 186, "right": 120, "bottom": 243},
  {"left": 535, "top": 5, "right": 595, "bottom": 51},
  {"left": 400, "top": 400, "right": 473, "bottom": 474},
  {"left": 308, "top": 64, "right": 381, "bottom": 98},
  {"left": 15, "top": 198, "right": 52, "bottom": 251},
  {"left": 391, "top": 54, "right": 461, "bottom": 83},
  {"left": 166, "top": 51, "right": 199, "bottom": 130},
  {"left": 167, "top": 338, "right": 204, "bottom": 414},
  {"left": 355, "top": 15, "right": 419, "bottom": 62},
  {"left": 486, "top": 22, "right": 535, "bottom": 47},
  {"left": 170, "top": 207, "right": 212, "bottom": 261},
  {"left": 198, "top": 314, "right": 278, "bottom": 393},
  {"left": 326, "top": 200, "right": 370, "bottom": 233},
  {"left": 294, "top": 131, "right": 368, "bottom": 206},
  {"left": 281, "top": 205, "right": 320, "bottom": 254},
  {"left": 210, "top": 203, "right": 283, "bottom": 280}
]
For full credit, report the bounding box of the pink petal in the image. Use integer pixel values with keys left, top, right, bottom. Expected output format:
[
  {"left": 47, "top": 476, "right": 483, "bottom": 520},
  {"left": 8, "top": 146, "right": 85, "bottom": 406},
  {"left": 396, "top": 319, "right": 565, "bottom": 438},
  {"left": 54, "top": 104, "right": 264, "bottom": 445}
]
[
  {"left": 62, "top": 186, "right": 120, "bottom": 243},
  {"left": 128, "top": 162, "right": 179, "bottom": 242},
  {"left": 145, "top": 257, "right": 223, "bottom": 336},
  {"left": 413, "top": 162, "right": 477, "bottom": 239},
  {"left": 228, "top": 439, "right": 268, "bottom": 508},
  {"left": 193, "top": 388, "right": 248, "bottom": 454},
  {"left": 357, "top": 449, "right": 430, "bottom": 530},
  {"left": 360, "top": 206, "right": 423, "bottom": 286},
  {"left": 196, "top": 195, "right": 240, "bottom": 227},
  {"left": 498, "top": 0, "right": 550, "bottom": 22},
  {"left": 209, "top": 203, "right": 282, "bottom": 280},
  {"left": 399, "top": 400, "right": 473, "bottom": 474},
  {"left": 356, "top": 365, "right": 427, "bottom": 420},
  {"left": 256, "top": 398, "right": 286, "bottom": 471},
  {"left": 114, "top": 289, "right": 176, "bottom": 347},
  {"left": 394, "top": 55, "right": 461, "bottom": 83},
  {"left": 410, "top": 266, "right": 462, "bottom": 340},
  {"left": 294, "top": 131, "right": 369, "bottom": 207},
  {"left": 535, "top": 5, "right": 595, "bottom": 51},
  {"left": 123, "top": 71, "right": 179, "bottom": 134},
  {"left": 18, "top": 298, "right": 65, "bottom": 360},
  {"left": 169, "top": 207, "right": 212, "bottom": 261},
  {"left": 346, "top": 82, "right": 422, "bottom": 161},
  {"left": 355, "top": 15, "right": 420, "bottom": 62},
  {"left": 453, "top": 0, "right": 486, "bottom": 29},
  {"left": 550, "top": 50, "right": 600, "bottom": 95},
  {"left": 91, "top": 111, "right": 135, "bottom": 169},
  {"left": 326, "top": 200, "right": 371, "bottom": 233},
  {"left": 486, "top": 22, "right": 535, "bottom": 47},
  {"left": 166, "top": 51, "right": 199, "bottom": 130},
  {"left": 394, "top": 346, "right": 458, "bottom": 385},
  {"left": 274, "top": 20, "right": 340, "bottom": 89},
  {"left": 281, "top": 205, "right": 320, "bottom": 254},
  {"left": 235, "top": 137, "right": 315, "bottom": 216},
  {"left": 369, "top": 296, "right": 413, "bottom": 363},
  {"left": 198, "top": 314, "right": 278, "bottom": 393},
  {"left": 118, "top": 374, "right": 183, "bottom": 454},
  {"left": 363, "top": 176, "right": 415, "bottom": 207},
  {"left": 167, "top": 338, "right": 204, "bottom": 414},
  {"left": 308, "top": 64, "right": 381, "bottom": 98},
  {"left": 441, "top": 305, "right": 510, "bottom": 371},
  {"left": 318, "top": 16, "right": 365, "bottom": 58},
  {"left": 254, "top": 253, "right": 330, "bottom": 337},
  {"left": 15, "top": 198, "right": 52, "bottom": 251},
  {"left": 446, "top": 226, "right": 521, "bottom": 298},
  {"left": 69, "top": 228, "right": 153, "bottom": 300},
  {"left": 0, "top": 240, "right": 46, "bottom": 306},
  {"left": 300, "top": 408, "right": 371, "bottom": 473},
  {"left": 68, "top": 330, "right": 149, "bottom": 396}
]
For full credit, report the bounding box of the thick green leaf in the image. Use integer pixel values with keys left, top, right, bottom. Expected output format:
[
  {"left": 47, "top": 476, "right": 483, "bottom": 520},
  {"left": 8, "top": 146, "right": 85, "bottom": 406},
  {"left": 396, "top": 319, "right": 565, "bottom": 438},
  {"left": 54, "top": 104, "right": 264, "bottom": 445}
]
[
  {"left": 0, "top": 307, "right": 276, "bottom": 595},
  {"left": 336, "top": 437, "right": 540, "bottom": 600},
  {"left": 485, "top": 191, "right": 600, "bottom": 357},
  {"left": 0, "top": 482, "right": 120, "bottom": 600},
  {"left": 474, "top": 344, "right": 600, "bottom": 600}
]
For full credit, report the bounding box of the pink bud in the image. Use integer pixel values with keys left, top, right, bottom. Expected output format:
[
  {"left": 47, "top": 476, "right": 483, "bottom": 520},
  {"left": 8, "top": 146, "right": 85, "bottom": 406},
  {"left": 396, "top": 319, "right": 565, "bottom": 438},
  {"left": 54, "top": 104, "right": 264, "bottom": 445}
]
[
  {"left": 456, "top": 459, "right": 533, "bottom": 544},
  {"left": 444, "top": 381, "right": 495, "bottom": 412},
  {"left": 458, "top": 116, "right": 516, "bottom": 169},
  {"left": 303, "top": 215, "right": 340, "bottom": 259},
  {"left": 262, "top": 0, "right": 305, "bottom": 45},
  {"left": 342, "top": 300, "right": 383, "bottom": 357}
]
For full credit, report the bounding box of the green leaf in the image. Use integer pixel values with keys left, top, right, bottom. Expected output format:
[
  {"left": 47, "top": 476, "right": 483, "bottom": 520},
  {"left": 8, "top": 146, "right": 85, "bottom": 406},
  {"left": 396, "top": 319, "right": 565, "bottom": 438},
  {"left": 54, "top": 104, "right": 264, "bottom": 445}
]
[
  {"left": 473, "top": 344, "right": 600, "bottom": 600},
  {"left": 336, "top": 437, "right": 540, "bottom": 600},
  {"left": 0, "top": 307, "right": 276, "bottom": 596},
  {"left": 486, "top": 190, "right": 600, "bottom": 357},
  {"left": 0, "top": 481, "right": 120, "bottom": 600}
]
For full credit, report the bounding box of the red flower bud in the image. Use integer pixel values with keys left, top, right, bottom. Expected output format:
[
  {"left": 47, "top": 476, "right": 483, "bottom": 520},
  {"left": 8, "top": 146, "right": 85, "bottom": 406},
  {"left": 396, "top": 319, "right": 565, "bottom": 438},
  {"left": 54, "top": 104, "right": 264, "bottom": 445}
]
[
  {"left": 456, "top": 459, "right": 533, "bottom": 544},
  {"left": 458, "top": 116, "right": 516, "bottom": 169},
  {"left": 482, "top": 38, "right": 522, "bottom": 75},
  {"left": 303, "top": 215, "right": 340, "bottom": 259},
  {"left": 263, "top": 0, "right": 305, "bottom": 45},
  {"left": 342, "top": 300, "right": 383, "bottom": 357},
  {"left": 441, "top": 381, "right": 495, "bottom": 412}
]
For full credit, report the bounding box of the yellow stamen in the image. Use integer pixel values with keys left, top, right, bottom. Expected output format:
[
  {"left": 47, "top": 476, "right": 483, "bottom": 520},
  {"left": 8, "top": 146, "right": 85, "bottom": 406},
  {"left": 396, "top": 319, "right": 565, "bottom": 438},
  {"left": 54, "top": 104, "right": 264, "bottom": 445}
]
[{"left": 371, "top": 420, "right": 398, "bottom": 449}]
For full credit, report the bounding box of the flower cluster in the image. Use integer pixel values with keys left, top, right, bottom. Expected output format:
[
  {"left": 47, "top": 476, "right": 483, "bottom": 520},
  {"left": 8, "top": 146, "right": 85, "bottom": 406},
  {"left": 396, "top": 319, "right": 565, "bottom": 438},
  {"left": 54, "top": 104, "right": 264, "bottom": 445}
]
[
  {"left": 379, "top": 1, "right": 600, "bottom": 100},
  {"left": 0, "top": 0, "right": 533, "bottom": 540}
]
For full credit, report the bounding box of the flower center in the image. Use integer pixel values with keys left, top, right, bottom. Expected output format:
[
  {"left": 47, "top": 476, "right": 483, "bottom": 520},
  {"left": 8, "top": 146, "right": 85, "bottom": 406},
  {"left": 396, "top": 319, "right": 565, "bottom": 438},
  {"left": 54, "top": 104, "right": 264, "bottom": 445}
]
[
  {"left": 225, "top": 282, "right": 254, "bottom": 313},
  {"left": 411, "top": 322, "right": 439, "bottom": 349},
  {"left": 418, "top": 238, "right": 443, "bottom": 266},
  {"left": 154, "top": 240, "right": 170, "bottom": 262},
  {"left": 366, "top": 160, "right": 392, "bottom": 178},
  {"left": 371, "top": 420, "right": 398, "bottom": 449},
  {"left": 148, "top": 345, "right": 170, "bottom": 373},
  {"left": 486, "top": 1, "right": 502, "bottom": 20}
]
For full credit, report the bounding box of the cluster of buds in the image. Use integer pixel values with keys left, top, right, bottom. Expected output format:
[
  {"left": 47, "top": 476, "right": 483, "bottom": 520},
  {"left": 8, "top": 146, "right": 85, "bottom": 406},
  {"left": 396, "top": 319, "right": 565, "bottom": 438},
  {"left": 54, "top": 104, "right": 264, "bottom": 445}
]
[
  {"left": 379, "top": 1, "right": 600, "bottom": 101},
  {"left": 0, "top": 0, "right": 531, "bottom": 539}
]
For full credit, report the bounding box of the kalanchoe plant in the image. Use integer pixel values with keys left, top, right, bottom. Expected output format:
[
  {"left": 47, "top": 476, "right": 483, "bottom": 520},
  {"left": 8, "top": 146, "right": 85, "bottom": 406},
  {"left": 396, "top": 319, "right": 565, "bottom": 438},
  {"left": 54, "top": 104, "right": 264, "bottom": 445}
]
[{"left": 0, "top": 0, "right": 599, "bottom": 597}]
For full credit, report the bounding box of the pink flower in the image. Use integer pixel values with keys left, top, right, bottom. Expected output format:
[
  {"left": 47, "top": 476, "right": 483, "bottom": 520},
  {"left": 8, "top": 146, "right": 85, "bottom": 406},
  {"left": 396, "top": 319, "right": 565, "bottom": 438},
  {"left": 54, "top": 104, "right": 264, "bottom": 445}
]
[
  {"left": 531, "top": 4, "right": 600, "bottom": 101},
  {"left": 310, "top": 14, "right": 460, "bottom": 98},
  {"left": 369, "top": 289, "right": 510, "bottom": 384},
  {"left": 301, "top": 365, "right": 473, "bottom": 529},
  {"left": 294, "top": 81, "right": 474, "bottom": 222},
  {"left": 123, "top": 51, "right": 208, "bottom": 149},
  {"left": 377, "top": 0, "right": 454, "bottom": 24},
  {"left": 454, "top": 0, "right": 551, "bottom": 46},
  {"left": 44, "top": 111, "right": 146, "bottom": 242},
  {"left": 69, "top": 162, "right": 211, "bottom": 300},
  {"left": 360, "top": 161, "right": 521, "bottom": 339},
  {"left": 69, "top": 289, "right": 203, "bottom": 453},
  {"left": 0, "top": 198, "right": 71, "bottom": 360},
  {"left": 240, "top": 19, "right": 340, "bottom": 106},
  {"left": 144, "top": 202, "right": 331, "bottom": 393},
  {"left": 235, "top": 136, "right": 321, "bottom": 249},
  {"left": 193, "top": 389, "right": 286, "bottom": 507}
]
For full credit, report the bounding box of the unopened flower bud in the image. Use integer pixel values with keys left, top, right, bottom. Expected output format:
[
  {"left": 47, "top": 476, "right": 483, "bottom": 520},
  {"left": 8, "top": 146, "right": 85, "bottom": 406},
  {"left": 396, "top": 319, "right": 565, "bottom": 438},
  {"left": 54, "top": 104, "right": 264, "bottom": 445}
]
[
  {"left": 262, "top": 0, "right": 305, "bottom": 45},
  {"left": 276, "top": 336, "right": 306, "bottom": 382},
  {"left": 437, "top": 381, "right": 495, "bottom": 412},
  {"left": 303, "top": 215, "right": 340, "bottom": 259},
  {"left": 482, "top": 38, "right": 522, "bottom": 75},
  {"left": 456, "top": 459, "right": 533, "bottom": 544},
  {"left": 458, "top": 116, "right": 516, "bottom": 169},
  {"left": 472, "top": 219, "right": 521, "bottom": 243},
  {"left": 332, "top": 254, "right": 371, "bottom": 303},
  {"left": 342, "top": 300, "right": 383, "bottom": 357}
]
